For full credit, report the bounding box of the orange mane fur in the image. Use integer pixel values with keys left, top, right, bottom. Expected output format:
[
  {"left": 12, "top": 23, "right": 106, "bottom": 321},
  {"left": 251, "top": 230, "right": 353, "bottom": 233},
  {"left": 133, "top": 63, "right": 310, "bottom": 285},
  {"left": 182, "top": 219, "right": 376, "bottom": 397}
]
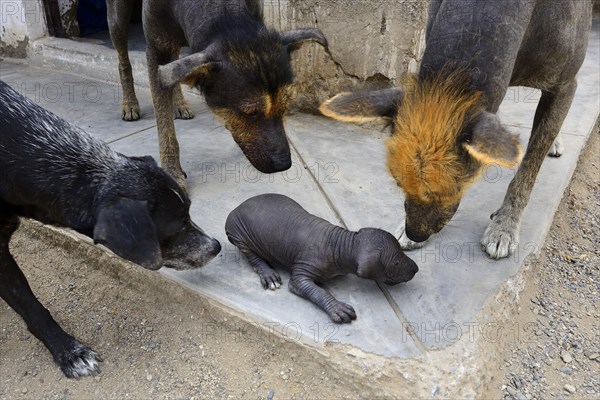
[{"left": 386, "top": 71, "right": 483, "bottom": 205}]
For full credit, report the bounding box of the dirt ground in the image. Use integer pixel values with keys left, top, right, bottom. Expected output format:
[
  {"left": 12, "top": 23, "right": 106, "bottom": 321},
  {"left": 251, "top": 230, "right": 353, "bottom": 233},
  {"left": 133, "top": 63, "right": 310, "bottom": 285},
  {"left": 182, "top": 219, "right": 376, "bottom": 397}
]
[
  {"left": 0, "top": 126, "right": 598, "bottom": 399},
  {"left": 490, "top": 124, "right": 600, "bottom": 399}
]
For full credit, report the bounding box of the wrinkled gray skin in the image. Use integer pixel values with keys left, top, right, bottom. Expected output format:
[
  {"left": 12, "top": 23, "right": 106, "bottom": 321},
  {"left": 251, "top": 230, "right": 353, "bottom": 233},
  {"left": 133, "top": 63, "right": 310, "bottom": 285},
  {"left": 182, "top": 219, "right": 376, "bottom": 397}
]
[
  {"left": 225, "top": 194, "right": 419, "bottom": 323},
  {"left": 320, "top": 0, "right": 592, "bottom": 259},
  {"left": 420, "top": 0, "right": 592, "bottom": 258}
]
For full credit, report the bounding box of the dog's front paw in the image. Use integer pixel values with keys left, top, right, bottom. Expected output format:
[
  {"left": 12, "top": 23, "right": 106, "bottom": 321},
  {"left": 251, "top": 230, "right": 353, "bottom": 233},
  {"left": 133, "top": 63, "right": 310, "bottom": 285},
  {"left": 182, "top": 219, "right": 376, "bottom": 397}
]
[
  {"left": 121, "top": 103, "right": 141, "bottom": 121},
  {"left": 258, "top": 269, "right": 282, "bottom": 290},
  {"left": 394, "top": 226, "right": 427, "bottom": 250},
  {"left": 481, "top": 216, "right": 519, "bottom": 259},
  {"left": 56, "top": 339, "right": 102, "bottom": 378},
  {"left": 174, "top": 104, "right": 194, "bottom": 120},
  {"left": 548, "top": 137, "right": 564, "bottom": 157},
  {"left": 327, "top": 301, "right": 356, "bottom": 324}
]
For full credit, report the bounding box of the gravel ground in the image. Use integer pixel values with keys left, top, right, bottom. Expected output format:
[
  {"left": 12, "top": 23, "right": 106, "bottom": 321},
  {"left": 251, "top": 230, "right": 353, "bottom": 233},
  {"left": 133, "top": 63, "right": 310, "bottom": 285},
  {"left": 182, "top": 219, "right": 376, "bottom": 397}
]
[{"left": 494, "top": 124, "right": 600, "bottom": 399}]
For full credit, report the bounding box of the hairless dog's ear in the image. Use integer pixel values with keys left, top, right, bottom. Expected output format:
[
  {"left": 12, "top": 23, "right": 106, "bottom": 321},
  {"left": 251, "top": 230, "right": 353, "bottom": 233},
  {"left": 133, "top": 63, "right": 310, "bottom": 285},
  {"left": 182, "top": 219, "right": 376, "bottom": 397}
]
[
  {"left": 93, "top": 197, "right": 162, "bottom": 270},
  {"left": 319, "top": 88, "right": 403, "bottom": 123},
  {"left": 158, "top": 52, "right": 222, "bottom": 90},
  {"left": 462, "top": 112, "right": 523, "bottom": 168},
  {"left": 356, "top": 251, "right": 380, "bottom": 279},
  {"left": 280, "top": 28, "right": 328, "bottom": 52}
]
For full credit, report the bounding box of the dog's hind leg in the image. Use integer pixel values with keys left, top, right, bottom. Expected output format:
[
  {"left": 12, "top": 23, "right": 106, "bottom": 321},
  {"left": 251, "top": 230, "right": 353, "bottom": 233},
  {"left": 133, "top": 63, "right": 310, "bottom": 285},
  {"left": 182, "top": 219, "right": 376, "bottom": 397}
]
[
  {"left": 481, "top": 80, "right": 578, "bottom": 259},
  {"left": 171, "top": 49, "right": 195, "bottom": 120},
  {"left": 107, "top": 0, "right": 141, "bottom": 121},
  {"left": 147, "top": 46, "right": 187, "bottom": 189},
  {"left": 0, "top": 210, "right": 101, "bottom": 377}
]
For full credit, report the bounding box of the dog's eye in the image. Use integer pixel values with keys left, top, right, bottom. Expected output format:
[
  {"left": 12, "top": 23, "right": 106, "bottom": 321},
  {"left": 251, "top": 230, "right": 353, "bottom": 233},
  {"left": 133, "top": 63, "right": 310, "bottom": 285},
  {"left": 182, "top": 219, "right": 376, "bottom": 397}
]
[{"left": 242, "top": 109, "right": 259, "bottom": 118}]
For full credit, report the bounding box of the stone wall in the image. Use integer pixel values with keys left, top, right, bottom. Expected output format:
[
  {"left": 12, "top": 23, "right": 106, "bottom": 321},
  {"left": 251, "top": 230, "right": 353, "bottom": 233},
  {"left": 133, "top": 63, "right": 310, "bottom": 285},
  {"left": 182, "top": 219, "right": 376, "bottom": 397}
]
[
  {"left": 262, "top": 0, "right": 429, "bottom": 111},
  {"left": 0, "top": 0, "right": 47, "bottom": 57}
]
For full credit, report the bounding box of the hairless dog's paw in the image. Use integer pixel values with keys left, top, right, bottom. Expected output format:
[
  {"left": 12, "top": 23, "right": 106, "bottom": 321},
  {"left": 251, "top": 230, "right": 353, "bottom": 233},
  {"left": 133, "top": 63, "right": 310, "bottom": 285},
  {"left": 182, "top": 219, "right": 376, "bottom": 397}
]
[
  {"left": 121, "top": 104, "right": 141, "bottom": 121},
  {"left": 481, "top": 215, "right": 519, "bottom": 259},
  {"left": 548, "top": 137, "right": 564, "bottom": 157},
  {"left": 327, "top": 301, "right": 357, "bottom": 324},
  {"left": 258, "top": 269, "right": 282, "bottom": 290},
  {"left": 394, "top": 226, "right": 427, "bottom": 250},
  {"left": 56, "top": 339, "right": 102, "bottom": 378}
]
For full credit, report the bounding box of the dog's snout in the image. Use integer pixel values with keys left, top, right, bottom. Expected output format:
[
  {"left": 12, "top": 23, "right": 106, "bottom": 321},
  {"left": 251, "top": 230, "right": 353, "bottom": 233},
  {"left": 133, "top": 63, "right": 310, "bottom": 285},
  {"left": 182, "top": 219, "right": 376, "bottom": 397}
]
[
  {"left": 409, "top": 259, "right": 419, "bottom": 275},
  {"left": 271, "top": 155, "right": 292, "bottom": 172},
  {"left": 404, "top": 227, "right": 430, "bottom": 243},
  {"left": 210, "top": 239, "right": 222, "bottom": 255}
]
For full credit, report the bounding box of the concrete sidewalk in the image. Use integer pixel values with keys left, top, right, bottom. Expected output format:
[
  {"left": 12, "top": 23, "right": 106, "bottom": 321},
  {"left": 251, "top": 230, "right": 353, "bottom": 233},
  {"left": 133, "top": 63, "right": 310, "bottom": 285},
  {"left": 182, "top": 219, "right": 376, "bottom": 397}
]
[{"left": 0, "top": 19, "right": 598, "bottom": 393}]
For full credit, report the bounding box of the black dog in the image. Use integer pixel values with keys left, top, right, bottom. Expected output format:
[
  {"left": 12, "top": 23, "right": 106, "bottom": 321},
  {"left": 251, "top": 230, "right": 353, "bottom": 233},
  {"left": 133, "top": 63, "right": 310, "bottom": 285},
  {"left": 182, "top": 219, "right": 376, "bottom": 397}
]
[{"left": 0, "top": 81, "right": 221, "bottom": 377}]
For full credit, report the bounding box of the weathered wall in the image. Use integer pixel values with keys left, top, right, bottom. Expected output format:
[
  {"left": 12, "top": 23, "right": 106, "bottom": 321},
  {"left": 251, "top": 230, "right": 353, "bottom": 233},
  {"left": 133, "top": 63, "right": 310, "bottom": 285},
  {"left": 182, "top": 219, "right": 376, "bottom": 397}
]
[
  {"left": 57, "top": 0, "right": 79, "bottom": 37},
  {"left": 263, "top": 0, "right": 429, "bottom": 111},
  {"left": 0, "top": 0, "right": 46, "bottom": 57}
]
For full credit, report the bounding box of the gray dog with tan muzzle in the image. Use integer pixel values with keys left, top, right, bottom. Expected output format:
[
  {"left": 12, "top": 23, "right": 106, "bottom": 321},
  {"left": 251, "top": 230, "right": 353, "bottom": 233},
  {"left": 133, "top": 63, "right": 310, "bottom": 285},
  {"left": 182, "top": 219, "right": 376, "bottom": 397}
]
[
  {"left": 320, "top": 0, "right": 593, "bottom": 259},
  {"left": 225, "top": 194, "right": 419, "bottom": 323},
  {"left": 107, "top": 0, "right": 327, "bottom": 189}
]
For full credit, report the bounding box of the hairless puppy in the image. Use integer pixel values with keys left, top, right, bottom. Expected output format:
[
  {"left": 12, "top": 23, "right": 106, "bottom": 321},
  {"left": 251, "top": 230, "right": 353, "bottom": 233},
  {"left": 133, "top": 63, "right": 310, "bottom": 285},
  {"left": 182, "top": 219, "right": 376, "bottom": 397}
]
[{"left": 225, "top": 194, "right": 418, "bottom": 323}]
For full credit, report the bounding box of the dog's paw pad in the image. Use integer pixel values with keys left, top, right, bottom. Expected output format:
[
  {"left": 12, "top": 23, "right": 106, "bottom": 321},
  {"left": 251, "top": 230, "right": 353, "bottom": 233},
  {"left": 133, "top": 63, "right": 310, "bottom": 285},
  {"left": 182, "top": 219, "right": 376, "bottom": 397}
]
[
  {"left": 481, "top": 222, "right": 518, "bottom": 259},
  {"left": 328, "top": 301, "right": 356, "bottom": 324},
  {"left": 57, "top": 340, "right": 102, "bottom": 378}
]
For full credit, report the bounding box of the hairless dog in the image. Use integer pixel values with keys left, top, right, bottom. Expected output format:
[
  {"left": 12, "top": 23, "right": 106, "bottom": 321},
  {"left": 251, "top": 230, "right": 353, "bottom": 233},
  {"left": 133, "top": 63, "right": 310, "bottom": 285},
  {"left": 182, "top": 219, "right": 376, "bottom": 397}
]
[
  {"left": 320, "top": 0, "right": 592, "bottom": 259},
  {"left": 226, "top": 194, "right": 418, "bottom": 323}
]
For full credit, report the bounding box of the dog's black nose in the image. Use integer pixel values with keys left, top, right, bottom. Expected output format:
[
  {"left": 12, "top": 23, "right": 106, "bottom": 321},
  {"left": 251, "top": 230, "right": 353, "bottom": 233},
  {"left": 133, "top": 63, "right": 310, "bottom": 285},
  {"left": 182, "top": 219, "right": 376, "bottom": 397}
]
[
  {"left": 270, "top": 155, "right": 292, "bottom": 172},
  {"left": 405, "top": 227, "right": 429, "bottom": 243},
  {"left": 409, "top": 259, "right": 419, "bottom": 275},
  {"left": 211, "top": 239, "right": 222, "bottom": 255}
]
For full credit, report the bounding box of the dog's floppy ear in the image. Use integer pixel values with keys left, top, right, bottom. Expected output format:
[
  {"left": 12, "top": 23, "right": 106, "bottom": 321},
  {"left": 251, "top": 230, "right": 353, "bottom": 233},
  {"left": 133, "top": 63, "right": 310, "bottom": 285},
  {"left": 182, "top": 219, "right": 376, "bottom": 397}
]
[
  {"left": 158, "top": 52, "right": 221, "bottom": 90},
  {"left": 93, "top": 197, "right": 162, "bottom": 270},
  {"left": 280, "top": 28, "right": 328, "bottom": 52},
  {"left": 319, "top": 88, "right": 403, "bottom": 123},
  {"left": 129, "top": 155, "right": 158, "bottom": 165},
  {"left": 462, "top": 111, "right": 523, "bottom": 168}
]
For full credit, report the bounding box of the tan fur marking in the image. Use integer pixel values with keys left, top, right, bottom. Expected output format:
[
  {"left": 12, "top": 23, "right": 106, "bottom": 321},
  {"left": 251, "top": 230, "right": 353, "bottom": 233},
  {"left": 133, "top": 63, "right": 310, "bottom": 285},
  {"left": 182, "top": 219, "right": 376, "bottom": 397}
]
[
  {"left": 263, "top": 93, "right": 273, "bottom": 116},
  {"left": 463, "top": 142, "right": 523, "bottom": 168},
  {"left": 386, "top": 71, "right": 483, "bottom": 207},
  {"left": 180, "top": 64, "right": 212, "bottom": 88},
  {"left": 319, "top": 93, "right": 385, "bottom": 123},
  {"left": 268, "top": 85, "right": 294, "bottom": 118}
]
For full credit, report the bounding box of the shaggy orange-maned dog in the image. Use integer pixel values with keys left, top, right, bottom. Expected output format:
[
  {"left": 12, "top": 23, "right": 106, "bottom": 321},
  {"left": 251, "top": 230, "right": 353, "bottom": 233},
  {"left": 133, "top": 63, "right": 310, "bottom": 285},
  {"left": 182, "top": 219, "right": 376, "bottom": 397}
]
[{"left": 320, "top": 0, "right": 592, "bottom": 259}]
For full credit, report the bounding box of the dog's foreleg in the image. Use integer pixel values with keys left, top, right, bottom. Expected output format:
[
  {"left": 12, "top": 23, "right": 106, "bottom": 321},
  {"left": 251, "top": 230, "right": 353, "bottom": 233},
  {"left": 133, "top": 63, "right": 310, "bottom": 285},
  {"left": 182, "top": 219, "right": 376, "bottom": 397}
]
[
  {"left": 243, "top": 251, "right": 282, "bottom": 290},
  {"left": 107, "top": 0, "right": 140, "bottom": 121},
  {"left": 147, "top": 47, "right": 187, "bottom": 190},
  {"left": 0, "top": 216, "right": 101, "bottom": 378},
  {"left": 481, "top": 80, "right": 577, "bottom": 259}
]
